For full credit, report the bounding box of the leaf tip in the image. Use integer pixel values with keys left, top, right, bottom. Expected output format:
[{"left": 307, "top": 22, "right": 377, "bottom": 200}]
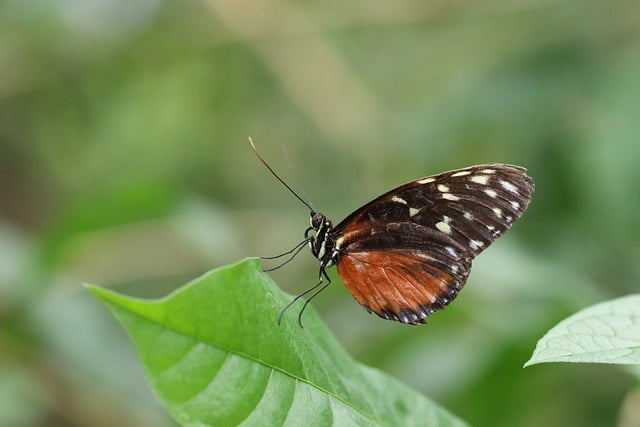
[
  {"left": 83, "top": 282, "right": 98, "bottom": 291},
  {"left": 83, "top": 283, "right": 124, "bottom": 306},
  {"left": 83, "top": 283, "right": 103, "bottom": 296}
]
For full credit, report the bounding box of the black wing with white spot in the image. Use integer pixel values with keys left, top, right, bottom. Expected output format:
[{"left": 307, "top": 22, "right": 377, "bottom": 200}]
[{"left": 330, "top": 164, "right": 534, "bottom": 324}]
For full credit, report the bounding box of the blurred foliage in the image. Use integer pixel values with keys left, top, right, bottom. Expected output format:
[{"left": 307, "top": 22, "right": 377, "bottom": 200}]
[{"left": 1, "top": 0, "right": 639, "bottom": 426}]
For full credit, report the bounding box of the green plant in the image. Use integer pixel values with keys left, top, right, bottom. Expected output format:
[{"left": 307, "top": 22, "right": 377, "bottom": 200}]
[
  {"left": 87, "top": 258, "right": 467, "bottom": 427},
  {"left": 526, "top": 295, "right": 640, "bottom": 366}
]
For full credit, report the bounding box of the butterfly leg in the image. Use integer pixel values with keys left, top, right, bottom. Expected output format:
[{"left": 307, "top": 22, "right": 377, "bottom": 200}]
[
  {"left": 277, "top": 267, "right": 331, "bottom": 327},
  {"left": 261, "top": 238, "right": 311, "bottom": 272},
  {"left": 296, "top": 268, "right": 332, "bottom": 328},
  {"left": 278, "top": 267, "right": 331, "bottom": 328}
]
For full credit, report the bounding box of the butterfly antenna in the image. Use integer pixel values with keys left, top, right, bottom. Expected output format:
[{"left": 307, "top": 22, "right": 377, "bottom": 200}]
[
  {"left": 283, "top": 145, "right": 316, "bottom": 212},
  {"left": 249, "top": 137, "right": 315, "bottom": 213}
]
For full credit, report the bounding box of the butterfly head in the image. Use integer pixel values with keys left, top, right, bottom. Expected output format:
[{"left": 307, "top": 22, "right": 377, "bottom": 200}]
[
  {"left": 307, "top": 212, "right": 337, "bottom": 266},
  {"left": 310, "top": 212, "right": 330, "bottom": 230}
]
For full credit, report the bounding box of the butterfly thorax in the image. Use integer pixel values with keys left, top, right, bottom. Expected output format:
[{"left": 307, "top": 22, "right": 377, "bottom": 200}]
[{"left": 308, "top": 212, "right": 341, "bottom": 269}]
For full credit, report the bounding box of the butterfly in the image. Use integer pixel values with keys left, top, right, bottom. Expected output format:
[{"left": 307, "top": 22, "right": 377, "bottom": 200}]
[{"left": 251, "top": 139, "right": 534, "bottom": 326}]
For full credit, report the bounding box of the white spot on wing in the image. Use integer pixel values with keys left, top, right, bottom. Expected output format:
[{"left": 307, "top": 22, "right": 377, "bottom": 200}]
[
  {"left": 436, "top": 221, "right": 452, "bottom": 234},
  {"left": 418, "top": 177, "right": 436, "bottom": 184},
  {"left": 391, "top": 195, "right": 407, "bottom": 204},
  {"left": 484, "top": 189, "right": 498, "bottom": 198},
  {"left": 492, "top": 207, "right": 503, "bottom": 218},
  {"left": 510, "top": 200, "right": 520, "bottom": 209},
  {"left": 443, "top": 215, "right": 452, "bottom": 223},
  {"left": 445, "top": 246, "right": 458, "bottom": 257},
  {"left": 481, "top": 168, "right": 496, "bottom": 174},
  {"left": 500, "top": 179, "right": 519, "bottom": 194},
  {"left": 470, "top": 239, "right": 484, "bottom": 250},
  {"left": 471, "top": 175, "right": 490, "bottom": 185},
  {"left": 437, "top": 184, "right": 450, "bottom": 192},
  {"left": 463, "top": 212, "right": 474, "bottom": 221},
  {"left": 409, "top": 207, "right": 420, "bottom": 217},
  {"left": 442, "top": 193, "right": 460, "bottom": 201},
  {"left": 452, "top": 170, "right": 471, "bottom": 177}
]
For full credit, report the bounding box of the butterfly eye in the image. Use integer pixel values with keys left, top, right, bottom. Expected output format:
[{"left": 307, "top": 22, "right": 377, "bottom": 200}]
[{"left": 310, "top": 212, "right": 325, "bottom": 230}]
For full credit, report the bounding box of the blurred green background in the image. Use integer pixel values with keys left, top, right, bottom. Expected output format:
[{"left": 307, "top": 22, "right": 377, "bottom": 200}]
[{"left": 2, "top": 0, "right": 640, "bottom": 426}]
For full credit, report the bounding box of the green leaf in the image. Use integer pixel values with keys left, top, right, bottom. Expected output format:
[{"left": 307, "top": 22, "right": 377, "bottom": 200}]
[
  {"left": 87, "top": 258, "right": 467, "bottom": 427},
  {"left": 525, "top": 295, "right": 640, "bottom": 367}
]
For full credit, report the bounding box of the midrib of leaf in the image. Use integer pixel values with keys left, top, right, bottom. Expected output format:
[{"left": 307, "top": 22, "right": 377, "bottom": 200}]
[{"left": 95, "top": 287, "right": 380, "bottom": 425}]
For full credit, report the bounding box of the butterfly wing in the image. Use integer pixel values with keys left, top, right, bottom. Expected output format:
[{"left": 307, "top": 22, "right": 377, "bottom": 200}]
[{"left": 332, "top": 164, "right": 534, "bottom": 324}]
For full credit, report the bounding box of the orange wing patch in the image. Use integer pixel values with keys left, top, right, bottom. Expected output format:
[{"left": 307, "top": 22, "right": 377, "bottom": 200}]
[{"left": 336, "top": 250, "right": 467, "bottom": 324}]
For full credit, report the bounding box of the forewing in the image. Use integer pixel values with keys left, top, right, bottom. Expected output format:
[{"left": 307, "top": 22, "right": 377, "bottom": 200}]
[{"left": 332, "top": 164, "right": 534, "bottom": 324}]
